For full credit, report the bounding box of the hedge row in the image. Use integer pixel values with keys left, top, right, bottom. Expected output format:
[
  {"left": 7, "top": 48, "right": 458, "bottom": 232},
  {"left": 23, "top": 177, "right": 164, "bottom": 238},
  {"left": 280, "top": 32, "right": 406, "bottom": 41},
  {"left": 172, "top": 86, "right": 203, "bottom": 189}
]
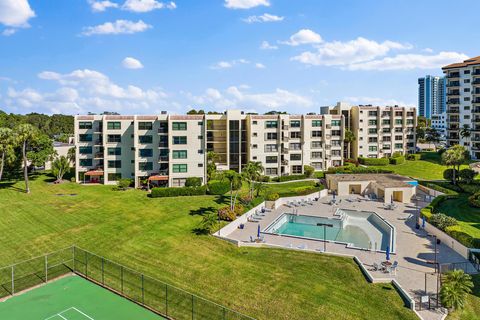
[
  {"left": 271, "top": 174, "right": 307, "bottom": 182},
  {"left": 418, "top": 181, "right": 460, "bottom": 195},
  {"left": 358, "top": 157, "right": 389, "bottom": 166},
  {"left": 327, "top": 166, "right": 393, "bottom": 174},
  {"left": 151, "top": 186, "right": 207, "bottom": 197},
  {"left": 389, "top": 155, "right": 405, "bottom": 165},
  {"left": 207, "top": 180, "right": 230, "bottom": 195},
  {"left": 406, "top": 154, "right": 421, "bottom": 161}
]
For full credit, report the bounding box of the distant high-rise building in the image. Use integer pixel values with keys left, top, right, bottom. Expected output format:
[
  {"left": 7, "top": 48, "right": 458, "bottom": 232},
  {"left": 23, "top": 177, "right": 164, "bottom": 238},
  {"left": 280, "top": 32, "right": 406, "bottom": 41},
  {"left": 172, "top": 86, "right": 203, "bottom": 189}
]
[{"left": 418, "top": 75, "right": 446, "bottom": 118}]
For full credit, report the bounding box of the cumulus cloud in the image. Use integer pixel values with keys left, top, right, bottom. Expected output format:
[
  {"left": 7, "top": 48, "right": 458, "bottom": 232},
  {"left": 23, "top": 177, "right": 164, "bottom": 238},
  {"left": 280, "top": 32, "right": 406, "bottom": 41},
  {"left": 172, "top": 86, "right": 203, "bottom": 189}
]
[
  {"left": 2, "top": 28, "right": 16, "bottom": 36},
  {"left": 210, "top": 59, "right": 250, "bottom": 69},
  {"left": 242, "top": 13, "right": 283, "bottom": 23},
  {"left": 122, "top": 57, "right": 144, "bottom": 69},
  {"left": 122, "top": 0, "right": 176, "bottom": 12},
  {"left": 260, "top": 41, "right": 278, "bottom": 50},
  {"left": 88, "top": 0, "right": 119, "bottom": 12},
  {"left": 255, "top": 63, "right": 266, "bottom": 69},
  {"left": 280, "top": 29, "right": 322, "bottom": 46},
  {"left": 0, "top": 0, "right": 35, "bottom": 28},
  {"left": 81, "top": 20, "right": 151, "bottom": 36},
  {"left": 224, "top": 0, "right": 269, "bottom": 9}
]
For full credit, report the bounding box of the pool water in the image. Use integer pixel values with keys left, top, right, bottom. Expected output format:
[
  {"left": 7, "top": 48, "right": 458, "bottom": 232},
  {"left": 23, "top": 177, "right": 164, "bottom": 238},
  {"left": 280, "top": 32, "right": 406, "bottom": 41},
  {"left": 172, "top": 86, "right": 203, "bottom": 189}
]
[{"left": 264, "top": 210, "right": 393, "bottom": 251}]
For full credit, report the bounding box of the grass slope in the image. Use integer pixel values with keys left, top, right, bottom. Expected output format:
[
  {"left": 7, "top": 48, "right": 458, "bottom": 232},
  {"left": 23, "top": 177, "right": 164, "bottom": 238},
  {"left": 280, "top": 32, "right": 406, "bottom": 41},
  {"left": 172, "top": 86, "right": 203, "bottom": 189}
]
[
  {"left": 436, "top": 194, "right": 480, "bottom": 240},
  {"left": 0, "top": 173, "right": 417, "bottom": 320}
]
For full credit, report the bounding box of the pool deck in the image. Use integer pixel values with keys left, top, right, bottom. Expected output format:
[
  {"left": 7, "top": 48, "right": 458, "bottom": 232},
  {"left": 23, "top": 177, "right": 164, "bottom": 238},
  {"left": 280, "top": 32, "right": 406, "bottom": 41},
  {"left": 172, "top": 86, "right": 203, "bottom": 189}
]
[{"left": 221, "top": 193, "right": 476, "bottom": 320}]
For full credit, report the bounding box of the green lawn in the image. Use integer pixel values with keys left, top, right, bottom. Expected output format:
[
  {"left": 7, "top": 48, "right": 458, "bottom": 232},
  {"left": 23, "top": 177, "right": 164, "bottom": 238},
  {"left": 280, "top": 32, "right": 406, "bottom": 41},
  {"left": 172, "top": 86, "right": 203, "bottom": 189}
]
[
  {"left": 263, "top": 180, "right": 321, "bottom": 197},
  {"left": 0, "top": 173, "right": 417, "bottom": 320},
  {"left": 435, "top": 194, "right": 480, "bottom": 240}
]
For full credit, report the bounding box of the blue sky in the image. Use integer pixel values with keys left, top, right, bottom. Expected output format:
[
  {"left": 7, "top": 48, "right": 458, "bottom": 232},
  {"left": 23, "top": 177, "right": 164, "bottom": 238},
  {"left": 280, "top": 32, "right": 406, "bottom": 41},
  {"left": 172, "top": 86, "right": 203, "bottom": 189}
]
[{"left": 0, "top": 0, "right": 478, "bottom": 115}]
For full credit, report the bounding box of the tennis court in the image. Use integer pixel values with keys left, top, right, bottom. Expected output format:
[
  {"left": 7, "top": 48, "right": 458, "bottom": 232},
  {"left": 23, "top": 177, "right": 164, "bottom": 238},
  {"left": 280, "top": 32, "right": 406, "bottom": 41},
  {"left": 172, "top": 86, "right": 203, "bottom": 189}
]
[{"left": 0, "top": 275, "right": 164, "bottom": 320}]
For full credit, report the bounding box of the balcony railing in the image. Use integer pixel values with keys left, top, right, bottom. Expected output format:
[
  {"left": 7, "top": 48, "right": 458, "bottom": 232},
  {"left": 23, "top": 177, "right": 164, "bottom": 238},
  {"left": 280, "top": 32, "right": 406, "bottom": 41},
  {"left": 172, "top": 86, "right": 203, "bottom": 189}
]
[
  {"left": 159, "top": 142, "right": 169, "bottom": 148},
  {"left": 94, "top": 140, "right": 103, "bottom": 145},
  {"left": 158, "top": 156, "right": 169, "bottom": 162},
  {"left": 473, "top": 79, "right": 480, "bottom": 85},
  {"left": 94, "top": 152, "right": 103, "bottom": 158},
  {"left": 447, "top": 82, "right": 460, "bottom": 87},
  {"left": 281, "top": 148, "right": 289, "bottom": 154},
  {"left": 473, "top": 108, "right": 480, "bottom": 113},
  {"left": 473, "top": 69, "right": 480, "bottom": 75},
  {"left": 447, "top": 108, "right": 460, "bottom": 113},
  {"left": 447, "top": 91, "right": 460, "bottom": 96},
  {"left": 473, "top": 98, "right": 480, "bottom": 104},
  {"left": 447, "top": 99, "right": 460, "bottom": 104},
  {"left": 158, "top": 128, "right": 168, "bottom": 134},
  {"left": 282, "top": 136, "right": 289, "bottom": 142},
  {"left": 447, "top": 73, "right": 460, "bottom": 78}
]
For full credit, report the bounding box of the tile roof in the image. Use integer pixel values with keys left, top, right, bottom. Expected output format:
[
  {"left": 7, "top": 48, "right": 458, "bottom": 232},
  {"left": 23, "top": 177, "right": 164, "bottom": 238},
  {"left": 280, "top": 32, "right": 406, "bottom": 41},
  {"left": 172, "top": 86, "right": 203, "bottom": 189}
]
[{"left": 442, "top": 56, "right": 480, "bottom": 70}]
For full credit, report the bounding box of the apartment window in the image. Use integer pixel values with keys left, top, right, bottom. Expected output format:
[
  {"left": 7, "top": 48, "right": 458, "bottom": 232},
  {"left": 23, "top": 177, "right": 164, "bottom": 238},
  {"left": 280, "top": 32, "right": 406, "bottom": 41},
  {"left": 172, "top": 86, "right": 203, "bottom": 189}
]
[
  {"left": 368, "top": 111, "right": 378, "bottom": 117},
  {"left": 331, "top": 130, "right": 341, "bottom": 136},
  {"left": 252, "top": 144, "right": 258, "bottom": 149},
  {"left": 331, "top": 140, "right": 341, "bottom": 146},
  {"left": 311, "top": 141, "right": 322, "bottom": 149},
  {"left": 265, "top": 121, "right": 278, "bottom": 128},
  {"left": 395, "top": 111, "right": 403, "bottom": 117},
  {"left": 198, "top": 121, "right": 203, "bottom": 126},
  {"left": 265, "top": 168, "right": 277, "bottom": 175},
  {"left": 290, "top": 154, "right": 301, "bottom": 161},
  {"left": 266, "top": 156, "right": 277, "bottom": 163},
  {"left": 138, "top": 122, "right": 153, "bottom": 130},
  {"left": 312, "top": 120, "right": 322, "bottom": 127},
  {"left": 172, "top": 150, "right": 187, "bottom": 159},
  {"left": 465, "top": 106, "right": 470, "bottom": 111},
  {"left": 107, "top": 122, "right": 121, "bottom": 130},
  {"left": 311, "top": 162, "right": 322, "bottom": 170},
  {"left": 368, "top": 137, "right": 377, "bottom": 143},
  {"left": 464, "top": 70, "right": 471, "bottom": 74},
  {"left": 252, "top": 121, "right": 258, "bottom": 125},
  {"left": 395, "top": 128, "right": 403, "bottom": 133},
  {"left": 368, "top": 146, "right": 378, "bottom": 152},
  {"left": 265, "top": 144, "right": 278, "bottom": 152},
  {"left": 464, "top": 115, "right": 470, "bottom": 120},
  {"left": 395, "top": 119, "right": 403, "bottom": 125},
  {"left": 172, "top": 164, "right": 188, "bottom": 173},
  {"left": 331, "top": 120, "right": 341, "bottom": 126},
  {"left": 383, "top": 136, "right": 391, "bottom": 142},
  {"left": 139, "top": 149, "right": 153, "bottom": 157},
  {"left": 406, "top": 119, "right": 414, "bottom": 125},
  {"left": 265, "top": 132, "right": 278, "bottom": 140},
  {"left": 311, "top": 152, "right": 322, "bottom": 159},
  {"left": 406, "top": 135, "right": 414, "bottom": 140},
  {"left": 108, "top": 173, "right": 122, "bottom": 181},
  {"left": 382, "top": 119, "right": 390, "bottom": 125},
  {"left": 290, "top": 120, "right": 301, "bottom": 128},
  {"left": 395, "top": 135, "right": 403, "bottom": 141},
  {"left": 290, "top": 131, "right": 301, "bottom": 139},
  {"left": 172, "top": 122, "right": 187, "bottom": 130},
  {"left": 289, "top": 143, "right": 301, "bottom": 150},
  {"left": 332, "top": 150, "right": 341, "bottom": 156},
  {"left": 139, "top": 162, "right": 153, "bottom": 171},
  {"left": 107, "top": 134, "right": 121, "bottom": 143},
  {"left": 368, "top": 128, "right": 377, "bottom": 134},
  {"left": 173, "top": 136, "right": 187, "bottom": 145},
  {"left": 311, "top": 131, "right": 322, "bottom": 138},
  {"left": 79, "top": 159, "right": 92, "bottom": 166},
  {"left": 464, "top": 88, "right": 471, "bottom": 93},
  {"left": 139, "top": 135, "right": 153, "bottom": 144},
  {"left": 395, "top": 143, "right": 403, "bottom": 149},
  {"left": 252, "top": 156, "right": 257, "bottom": 160},
  {"left": 368, "top": 120, "right": 377, "bottom": 125},
  {"left": 79, "top": 122, "right": 92, "bottom": 129},
  {"left": 465, "top": 79, "right": 470, "bottom": 84},
  {"left": 253, "top": 132, "right": 258, "bottom": 137},
  {"left": 291, "top": 165, "right": 302, "bottom": 174},
  {"left": 198, "top": 163, "right": 203, "bottom": 167},
  {"left": 383, "top": 144, "right": 391, "bottom": 150},
  {"left": 79, "top": 146, "right": 92, "bottom": 154},
  {"left": 108, "top": 147, "right": 121, "bottom": 156},
  {"left": 464, "top": 97, "right": 471, "bottom": 102},
  {"left": 79, "top": 134, "right": 93, "bottom": 142},
  {"left": 108, "top": 160, "right": 121, "bottom": 168},
  {"left": 172, "top": 178, "right": 186, "bottom": 187}
]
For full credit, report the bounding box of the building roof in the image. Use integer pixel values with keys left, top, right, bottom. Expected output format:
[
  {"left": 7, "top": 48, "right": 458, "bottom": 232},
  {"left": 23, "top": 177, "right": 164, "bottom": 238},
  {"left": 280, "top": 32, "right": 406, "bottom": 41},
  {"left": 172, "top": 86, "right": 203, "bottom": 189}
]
[
  {"left": 442, "top": 56, "right": 480, "bottom": 70},
  {"left": 326, "top": 173, "right": 414, "bottom": 188}
]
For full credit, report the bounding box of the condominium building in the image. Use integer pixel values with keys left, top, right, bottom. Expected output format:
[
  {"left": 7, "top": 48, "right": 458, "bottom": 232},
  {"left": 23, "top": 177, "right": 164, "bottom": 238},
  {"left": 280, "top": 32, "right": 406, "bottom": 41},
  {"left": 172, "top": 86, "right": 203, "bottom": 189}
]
[
  {"left": 431, "top": 113, "right": 447, "bottom": 139},
  {"left": 75, "top": 110, "right": 346, "bottom": 187},
  {"left": 443, "top": 56, "right": 480, "bottom": 159},
  {"left": 418, "top": 75, "right": 446, "bottom": 118}
]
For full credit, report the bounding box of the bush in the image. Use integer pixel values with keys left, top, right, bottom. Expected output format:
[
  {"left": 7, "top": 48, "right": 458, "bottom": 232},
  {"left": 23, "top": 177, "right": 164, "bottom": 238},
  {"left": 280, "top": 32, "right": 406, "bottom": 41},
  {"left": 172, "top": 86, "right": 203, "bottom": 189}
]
[
  {"left": 430, "top": 213, "right": 458, "bottom": 231},
  {"left": 272, "top": 174, "right": 306, "bottom": 182},
  {"left": 207, "top": 180, "right": 230, "bottom": 195},
  {"left": 303, "top": 165, "right": 314, "bottom": 178},
  {"left": 314, "top": 171, "right": 325, "bottom": 179},
  {"left": 327, "top": 166, "right": 393, "bottom": 174},
  {"left": 70, "top": 177, "right": 76, "bottom": 182},
  {"left": 443, "top": 168, "right": 459, "bottom": 182},
  {"left": 437, "top": 148, "right": 446, "bottom": 155},
  {"left": 117, "top": 178, "right": 133, "bottom": 190},
  {"left": 185, "top": 177, "right": 202, "bottom": 187},
  {"left": 234, "top": 204, "right": 245, "bottom": 216},
  {"left": 389, "top": 156, "right": 405, "bottom": 165},
  {"left": 406, "top": 154, "right": 421, "bottom": 161},
  {"left": 292, "top": 186, "right": 318, "bottom": 195},
  {"left": 459, "top": 168, "right": 478, "bottom": 184},
  {"left": 151, "top": 186, "right": 207, "bottom": 198},
  {"left": 468, "top": 192, "right": 480, "bottom": 207},
  {"left": 217, "top": 206, "right": 236, "bottom": 221},
  {"left": 265, "top": 193, "right": 279, "bottom": 201},
  {"left": 259, "top": 175, "right": 270, "bottom": 182},
  {"left": 358, "top": 157, "right": 389, "bottom": 166},
  {"left": 458, "top": 183, "right": 480, "bottom": 195},
  {"left": 446, "top": 229, "right": 480, "bottom": 248}
]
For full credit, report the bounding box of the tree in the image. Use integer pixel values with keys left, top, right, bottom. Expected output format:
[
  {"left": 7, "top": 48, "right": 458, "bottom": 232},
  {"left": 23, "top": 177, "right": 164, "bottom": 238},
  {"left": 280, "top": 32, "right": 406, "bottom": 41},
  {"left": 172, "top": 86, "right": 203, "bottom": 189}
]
[
  {"left": 440, "top": 269, "right": 473, "bottom": 310},
  {"left": 67, "top": 147, "right": 76, "bottom": 165},
  {"left": 344, "top": 129, "right": 356, "bottom": 159},
  {"left": 460, "top": 124, "right": 471, "bottom": 148},
  {"left": 459, "top": 168, "right": 477, "bottom": 184},
  {"left": 425, "top": 127, "right": 441, "bottom": 150},
  {"left": 14, "top": 124, "right": 38, "bottom": 193},
  {"left": 206, "top": 151, "right": 217, "bottom": 181},
  {"left": 224, "top": 170, "right": 243, "bottom": 211},
  {"left": 253, "top": 182, "right": 268, "bottom": 197},
  {"left": 197, "top": 213, "right": 218, "bottom": 234},
  {"left": 303, "top": 165, "right": 314, "bottom": 178},
  {"left": 442, "top": 145, "right": 469, "bottom": 184},
  {"left": 0, "top": 128, "right": 16, "bottom": 181},
  {"left": 51, "top": 156, "right": 70, "bottom": 181},
  {"left": 27, "top": 134, "right": 56, "bottom": 167},
  {"left": 243, "top": 161, "right": 264, "bottom": 198}
]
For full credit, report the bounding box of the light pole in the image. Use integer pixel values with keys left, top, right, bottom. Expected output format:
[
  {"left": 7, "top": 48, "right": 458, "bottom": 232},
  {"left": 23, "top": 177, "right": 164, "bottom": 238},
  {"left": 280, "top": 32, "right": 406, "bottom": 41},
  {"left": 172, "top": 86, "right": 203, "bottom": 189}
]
[
  {"left": 317, "top": 223, "right": 334, "bottom": 252},
  {"left": 428, "top": 234, "right": 438, "bottom": 273}
]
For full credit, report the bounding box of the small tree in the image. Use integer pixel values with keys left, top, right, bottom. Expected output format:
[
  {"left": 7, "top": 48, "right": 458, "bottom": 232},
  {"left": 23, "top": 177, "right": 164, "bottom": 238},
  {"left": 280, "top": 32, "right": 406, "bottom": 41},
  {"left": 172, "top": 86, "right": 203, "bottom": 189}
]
[
  {"left": 117, "top": 178, "right": 133, "bottom": 190},
  {"left": 303, "top": 165, "right": 314, "bottom": 178},
  {"left": 206, "top": 151, "right": 217, "bottom": 181},
  {"left": 253, "top": 182, "right": 268, "bottom": 197},
  {"left": 224, "top": 170, "right": 243, "bottom": 211},
  {"left": 460, "top": 124, "right": 471, "bottom": 148},
  {"left": 344, "top": 129, "right": 356, "bottom": 159},
  {"left": 459, "top": 168, "right": 477, "bottom": 184},
  {"left": 443, "top": 168, "right": 458, "bottom": 183},
  {"left": 442, "top": 145, "right": 469, "bottom": 185},
  {"left": 440, "top": 269, "right": 474, "bottom": 311},
  {"left": 67, "top": 147, "right": 76, "bottom": 165},
  {"left": 14, "top": 124, "right": 38, "bottom": 193},
  {"left": 51, "top": 156, "right": 70, "bottom": 182},
  {"left": 0, "top": 128, "right": 16, "bottom": 181},
  {"left": 197, "top": 213, "right": 218, "bottom": 234}
]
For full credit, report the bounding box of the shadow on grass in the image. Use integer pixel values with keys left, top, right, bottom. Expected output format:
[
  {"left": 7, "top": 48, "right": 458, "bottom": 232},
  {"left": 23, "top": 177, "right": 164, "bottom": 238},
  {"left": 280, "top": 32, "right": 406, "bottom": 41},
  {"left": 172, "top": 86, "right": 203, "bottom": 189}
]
[
  {"left": 0, "top": 181, "right": 25, "bottom": 193},
  {"left": 190, "top": 206, "right": 217, "bottom": 216}
]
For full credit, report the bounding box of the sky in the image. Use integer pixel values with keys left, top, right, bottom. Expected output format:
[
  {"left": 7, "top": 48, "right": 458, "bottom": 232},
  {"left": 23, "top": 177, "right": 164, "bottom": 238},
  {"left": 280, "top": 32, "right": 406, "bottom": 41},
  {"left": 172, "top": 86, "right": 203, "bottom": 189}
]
[{"left": 0, "top": 0, "right": 478, "bottom": 115}]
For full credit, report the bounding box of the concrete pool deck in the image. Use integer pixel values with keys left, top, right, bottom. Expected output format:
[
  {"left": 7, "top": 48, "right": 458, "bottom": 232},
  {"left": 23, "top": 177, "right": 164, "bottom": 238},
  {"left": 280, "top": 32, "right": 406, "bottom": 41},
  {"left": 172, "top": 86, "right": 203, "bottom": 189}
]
[{"left": 218, "top": 193, "right": 477, "bottom": 320}]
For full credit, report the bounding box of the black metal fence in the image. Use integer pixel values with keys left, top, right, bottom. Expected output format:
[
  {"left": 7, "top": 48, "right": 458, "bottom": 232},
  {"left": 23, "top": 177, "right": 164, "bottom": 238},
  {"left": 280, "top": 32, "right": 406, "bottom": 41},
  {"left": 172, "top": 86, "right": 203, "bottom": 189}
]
[
  {"left": 0, "top": 246, "right": 255, "bottom": 320},
  {"left": 439, "top": 261, "right": 479, "bottom": 274}
]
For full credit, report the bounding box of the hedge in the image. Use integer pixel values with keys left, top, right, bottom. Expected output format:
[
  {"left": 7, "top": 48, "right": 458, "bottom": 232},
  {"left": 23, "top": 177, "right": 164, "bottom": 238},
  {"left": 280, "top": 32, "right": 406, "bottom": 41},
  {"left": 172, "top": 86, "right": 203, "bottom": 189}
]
[
  {"left": 389, "top": 156, "right": 405, "bottom": 165},
  {"left": 406, "top": 154, "right": 421, "bottom": 161},
  {"left": 358, "top": 157, "right": 389, "bottom": 166},
  {"left": 207, "top": 180, "right": 230, "bottom": 195},
  {"left": 185, "top": 177, "right": 202, "bottom": 187},
  {"left": 418, "top": 181, "right": 460, "bottom": 195},
  {"left": 151, "top": 186, "right": 207, "bottom": 198},
  {"left": 327, "top": 166, "right": 393, "bottom": 174},
  {"left": 272, "top": 174, "right": 306, "bottom": 182}
]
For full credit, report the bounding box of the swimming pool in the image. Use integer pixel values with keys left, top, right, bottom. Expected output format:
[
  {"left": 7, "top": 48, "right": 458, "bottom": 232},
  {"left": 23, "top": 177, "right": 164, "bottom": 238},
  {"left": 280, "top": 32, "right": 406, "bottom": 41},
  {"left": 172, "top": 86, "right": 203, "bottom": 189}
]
[{"left": 263, "top": 209, "right": 394, "bottom": 252}]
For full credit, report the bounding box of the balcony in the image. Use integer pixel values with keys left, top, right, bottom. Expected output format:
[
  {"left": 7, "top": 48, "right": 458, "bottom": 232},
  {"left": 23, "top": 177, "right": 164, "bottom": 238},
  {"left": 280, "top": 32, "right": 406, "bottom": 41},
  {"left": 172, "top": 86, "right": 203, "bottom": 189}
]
[
  {"left": 158, "top": 156, "right": 169, "bottom": 162},
  {"left": 473, "top": 69, "right": 480, "bottom": 76},
  {"left": 158, "top": 128, "right": 168, "bottom": 134},
  {"left": 447, "top": 91, "right": 460, "bottom": 96},
  {"left": 447, "top": 99, "right": 460, "bottom": 104},
  {"left": 94, "top": 152, "right": 103, "bottom": 158},
  {"left": 282, "top": 125, "right": 289, "bottom": 130},
  {"left": 447, "top": 81, "right": 460, "bottom": 87},
  {"left": 473, "top": 79, "right": 480, "bottom": 85},
  {"left": 206, "top": 125, "right": 226, "bottom": 131},
  {"left": 94, "top": 140, "right": 103, "bottom": 145},
  {"left": 282, "top": 136, "right": 289, "bottom": 142},
  {"left": 94, "top": 126, "right": 103, "bottom": 133},
  {"left": 447, "top": 108, "right": 460, "bottom": 114},
  {"left": 473, "top": 118, "right": 480, "bottom": 123},
  {"left": 207, "top": 136, "right": 226, "bottom": 142},
  {"left": 447, "top": 73, "right": 460, "bottom": 78},
  {"left": 473, "top": 98, "right": 480, "bottom": 104},
  {"left": 281, "top": 160, "right": 289, "bottom": 165},
  {"left": 159, "top": 142, "right": 169, "bottom": 148},
  {"left": 473, "top": 108, "right": 480, "bottom": 113},
  {"left": 448, "top": 125, "right": 459, "bottom": 130},
  {"left": 281, "top": 148, "right": 289, "bottom": 154}
]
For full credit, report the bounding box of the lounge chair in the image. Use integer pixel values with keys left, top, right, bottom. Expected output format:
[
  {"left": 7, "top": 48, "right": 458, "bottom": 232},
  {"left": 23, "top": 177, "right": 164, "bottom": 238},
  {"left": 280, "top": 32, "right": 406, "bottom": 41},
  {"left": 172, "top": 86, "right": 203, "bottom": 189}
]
[
  {"left": 390, "top": 261, "right": 398, "bottom": 275},
  {"left": 371, "top": 263, "right": 380, "bottom": 271},
  {"left": 249, "top": 236, "right": 255, "bottom": 243},
  {"left": 248, "top": 216, "right": 260, "bottom": 223}
]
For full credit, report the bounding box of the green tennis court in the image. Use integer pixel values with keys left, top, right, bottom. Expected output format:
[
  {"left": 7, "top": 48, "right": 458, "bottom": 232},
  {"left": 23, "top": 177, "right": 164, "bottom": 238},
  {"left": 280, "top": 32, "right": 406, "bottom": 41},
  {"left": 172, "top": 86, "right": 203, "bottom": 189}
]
[{"left": 0, "top": 275, "right": 165, "bottom": 320}]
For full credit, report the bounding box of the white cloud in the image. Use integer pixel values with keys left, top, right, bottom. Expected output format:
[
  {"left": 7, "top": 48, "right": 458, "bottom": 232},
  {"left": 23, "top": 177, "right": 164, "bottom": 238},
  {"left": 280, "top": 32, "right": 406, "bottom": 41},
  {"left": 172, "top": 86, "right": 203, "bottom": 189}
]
[
  {"left": 122, "top": 57, "right": 144, "bottom": 69},
  {"left": 0, "top": 0, "right": 35, "bottom": 28},
  {"left": 260, "top": 40, "right": 277, "bottom": 50},
  {"left": 2, "top": 28, "right": 16, "bottom": 36},
  {"left": 122, "top": 0, "right": 176, "bottom": 12},
  {"left": 292, "top": 37, "right": 411, "bottom": 66},
  {"left": 243, "top": 13, "right": 283, "bottom": 23},
  {"left": 346, "top": 51, "right": 469, "bottom": 71},
  {"left": 81, "top": 20, "right": 152, "bottom": 36},
  {"left": 280, "top": 29, "right": 322, "bottom": 46},
  {"left": 343, "top": 96, "right": 415, "bottom": 107},
  {"left": 88, "top": 0, "right": 119, "bottom": 12},
  {"left": 210, "top": 59, "right": 250, "bottom": 69},
  {"left": 255, "top": 63, "right": 266, "bottom": 69},
  {"left": 224, "top": 0, "right": 269, "bottom": 9}
]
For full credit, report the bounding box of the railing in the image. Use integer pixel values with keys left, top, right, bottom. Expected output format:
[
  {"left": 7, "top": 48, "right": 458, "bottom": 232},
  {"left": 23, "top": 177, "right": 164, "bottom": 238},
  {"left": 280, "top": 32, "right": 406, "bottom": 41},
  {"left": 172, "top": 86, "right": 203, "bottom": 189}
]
[
  {"left": 159, "top": 143, "right": 169, "bottom": 148},
  {"left": 447, "top": 73, "right": 460, "bottom": 78},
  {"left": 447, "top": 99, "right": 460, "bottom": 104},
  {"left": 439, "top": 261, "right": 479, "bottom": 274},
  {"left": 473, "top": 79, "right": 480, "bottom": 85},
  {"left": 447, "top": 91, "right": 460, "bottom": 96}
]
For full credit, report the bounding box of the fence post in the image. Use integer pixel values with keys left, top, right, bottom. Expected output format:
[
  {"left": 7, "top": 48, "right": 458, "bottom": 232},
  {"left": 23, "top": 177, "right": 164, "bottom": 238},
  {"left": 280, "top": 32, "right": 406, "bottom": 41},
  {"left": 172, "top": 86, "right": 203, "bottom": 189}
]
[
  {"left": 73, "top": 246, "right": 76, "bottom": 272},
  {"left": 101, "top": 257, "right": 104, "bottom": 285},
  {"left": 191, "top": 295, "right": 194, "bottom": 320},
  {"left": 121, "top": 266, "right": 124, "bottom": 293},
  {"left": 141, "top": 274, "right": 145, "bottom": 305},
  {"left": 45, "top": 255, "right": 48, "bottom": 282},
  {"left": 85, "top": 252, "right": 88, "bottom": 278},
  {"left": 165, "top": 284, "right": 168, "bottom": 316},
  {"left": 11, "top": 265, "right": 14, "bottom": 295}
]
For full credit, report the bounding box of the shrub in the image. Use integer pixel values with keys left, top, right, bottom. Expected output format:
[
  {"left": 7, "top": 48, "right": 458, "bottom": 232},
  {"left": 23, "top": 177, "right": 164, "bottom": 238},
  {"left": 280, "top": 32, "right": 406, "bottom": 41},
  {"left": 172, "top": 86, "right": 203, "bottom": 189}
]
[
  {"left": 358, "top": 157, "right": 389, "bottom": 166},
  {"left": 185, "top": 177, "right": 202, "bottom": 187},
  {"left": 217, "top": 206, "right": 236, "bottom": 221},
  {"left": 117, "top": 178, "right": 133, "bottom": 190},
  {"left": 459, "top": 168, "right": 478, "bottom": 184},
  {"left": 446, "top": 230, "right": 479, "bottom": 248},
  {"left": 234, "top": 204, "right": 245, "bottom": 216},
  {"left": 240, "top": 194, "right": 253, "bottom": 205},
  {"left": 303, "top": 165, "right": 315, "bottom": 178},
  {"left": 259, "top": 175, "right": 270, "bottom": 182},
  {"left": 443, "top": 168, "right": 459, "bottom": 182},
  {"left": 389, "top": 156, "right": 405, "bottom": 165},
  {"left": 406, "top": 154, "right": 421, "bottom": 161},
  {"left": 265, "top": 193, "right": 279, "bottom": 201},
  {"left": 151, "top": 186, "right": 207, "bottom": 198},
  {"left": 437, "top": 148, "right": 446, "bottom": 155},
  {"left": 272, "top": 174, "right": 306, "bottom": 182},
  {"left": 458, "top": 183, "right": 480, "bottom": 195},
  {"left": 430, "top": 213, "right": 458, "bottom": 231},
  {"left": 327, "top": 166, "right": 393, "bottom": 174},
  {"left": 207, "top": 180, "right": 230, "bottom": 195},
  {"left": 70, "top": 177, "right": 76, "bottom": 182},
  {"left": 292, "top": 186, "right": 318, "bottom": 195},
  {"left": 314, "top": 171, "right": 325, "bottom": 179},
  {"left": 468, "top": 192, "right": 480, "bottom": 207}
]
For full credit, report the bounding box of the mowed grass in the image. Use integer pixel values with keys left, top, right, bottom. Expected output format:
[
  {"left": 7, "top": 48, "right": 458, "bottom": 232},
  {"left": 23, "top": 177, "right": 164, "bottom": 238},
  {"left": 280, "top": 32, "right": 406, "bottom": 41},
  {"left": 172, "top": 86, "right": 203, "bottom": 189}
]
[
  {"left": 0, "top": 174, "right": 418, "bottom": 320},
  {"left": 435, "top": 194, "right": 480, "bottom": 240}
]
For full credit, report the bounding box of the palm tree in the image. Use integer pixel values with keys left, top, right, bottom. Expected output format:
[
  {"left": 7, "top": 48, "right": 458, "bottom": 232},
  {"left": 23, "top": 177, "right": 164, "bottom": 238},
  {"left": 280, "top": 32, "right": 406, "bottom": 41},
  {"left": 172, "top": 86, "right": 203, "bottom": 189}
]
[
  {"left": 442, "top": 145, "right": 468, "bottom": 185},
  {"left": 206, "top": 151, "right": 217, "bottom": 181},
  {"left": 460, "top": 124, "right": 471, "bottom": 149},
  {"left": 67, "top": 147, "right": 76, "bottom": 165},
  {"left": 51, "top": 156, "right": 70, "bottom": 182},
  {"left": 0, "top": 128, "right": 15, "bottom": 181},
  {"left": 253, "top": 182, "right": 268, "bottom": 197},
  {"left": 344, "top": 129, "right": 356, "bottom": 159},
  {"left": 224, "top": 170, "right": 243, "bottom": 211},
  {"left": 440, "top": 269, "right": 473, "bottom": 310},
  {"left": 198, "top": 213, "right": 218, "bottom": 234},
  {"left": 243, "top": 161, "right": 264, "bottom": 198},
  {"left": 14, "top": 124, "right": 38, "bottom": 193}
]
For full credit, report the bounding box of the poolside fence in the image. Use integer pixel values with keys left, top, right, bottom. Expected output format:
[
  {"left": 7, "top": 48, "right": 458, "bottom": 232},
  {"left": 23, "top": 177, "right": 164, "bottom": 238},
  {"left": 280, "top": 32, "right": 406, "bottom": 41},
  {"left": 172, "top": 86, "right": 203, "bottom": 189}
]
[{"left": 0, "top": 246, "right": 256, "bottom": 320}]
